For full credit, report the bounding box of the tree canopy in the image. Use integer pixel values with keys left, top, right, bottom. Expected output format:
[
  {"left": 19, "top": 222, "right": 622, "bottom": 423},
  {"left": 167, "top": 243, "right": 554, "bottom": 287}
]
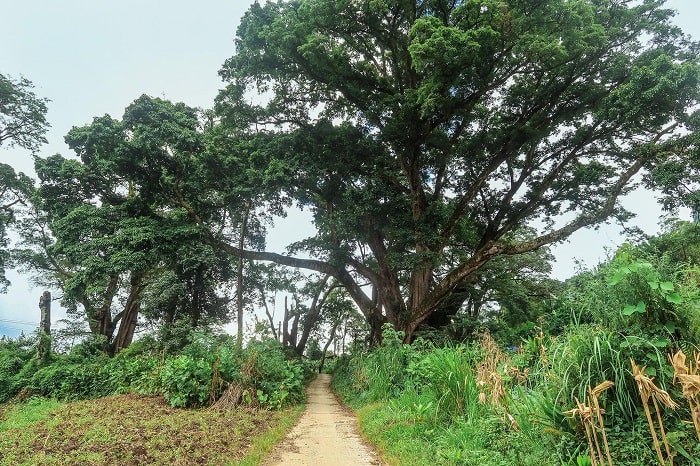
[
  {"left": 0, "top": 73, "right": 48, "bottom": 291},
  {"left": 208, "top": 0, "right": 700, "bottom": 339},
  {"left": 0, "top": 73, "right": 49, "bottom": 153}
]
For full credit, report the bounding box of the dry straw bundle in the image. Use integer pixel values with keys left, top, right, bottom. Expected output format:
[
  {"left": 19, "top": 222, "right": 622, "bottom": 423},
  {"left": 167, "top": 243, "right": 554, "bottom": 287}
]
[
  {"left": 668, "top": 350, "right": 700, "bottom": 442},
  {"left": 477, "top": 331, "right": 508, "bottom": 409},
  {"left": 630, "top": 359, "right": 679, "bottom": 466},
  {"left": 564, "top": 381, "right": 614, "bottom": 466}
]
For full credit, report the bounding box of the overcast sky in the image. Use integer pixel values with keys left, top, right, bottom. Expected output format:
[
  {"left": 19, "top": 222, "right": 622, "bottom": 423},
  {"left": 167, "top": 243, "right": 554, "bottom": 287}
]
[{"left": 0, "top": 0, "right": 698, "bottom": 337}]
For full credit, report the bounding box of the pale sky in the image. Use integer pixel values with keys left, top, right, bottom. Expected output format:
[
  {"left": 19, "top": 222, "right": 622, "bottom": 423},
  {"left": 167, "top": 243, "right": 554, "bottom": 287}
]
[{"left": 0, "top": 0, "right": 698, "bottom": 337}]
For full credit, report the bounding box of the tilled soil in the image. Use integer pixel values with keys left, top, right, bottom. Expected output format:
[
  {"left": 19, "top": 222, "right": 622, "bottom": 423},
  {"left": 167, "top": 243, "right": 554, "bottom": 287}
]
[
  {"left": 0, "top": 393, "right": 290, "bottom": 466},
  {"left": 263, "top": 374, "right": 384, "bottom": 466}
]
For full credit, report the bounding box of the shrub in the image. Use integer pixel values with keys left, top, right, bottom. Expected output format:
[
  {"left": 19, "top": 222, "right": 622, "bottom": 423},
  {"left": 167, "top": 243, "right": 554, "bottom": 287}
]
[
  {"left": 0, "top": 336, "right": 37, "bottom": 402},
  {"left": 160, "top": 354, "right": 212, "bottom": 408},
  {"left": 101, "top": 352, "right": 163, "bottom": 395},
  {"left": 244, "top": 339, "right": 305, "bottom": 408},
  {"left": 159, "top": 336, "right": 305, "bottom": 409}
]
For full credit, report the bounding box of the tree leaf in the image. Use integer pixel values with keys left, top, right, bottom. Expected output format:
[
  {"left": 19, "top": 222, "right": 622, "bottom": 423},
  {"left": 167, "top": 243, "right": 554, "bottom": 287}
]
[
  {"left": 665, "top": 292, "right": 682, "bottom": 304},
  {"left": 659, "top": 281, "right": 674, "bottom": 291},
  {"left": 651, "top": 337, "right": 670, "bottom": 348}
]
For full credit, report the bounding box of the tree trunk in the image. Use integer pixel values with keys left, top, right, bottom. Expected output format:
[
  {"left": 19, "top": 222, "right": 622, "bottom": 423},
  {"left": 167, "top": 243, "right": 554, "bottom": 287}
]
[
  {"left": 112, "top": 271, "right": 145, "bottom": 355},
  {"left": 294, "top": 276, "right": 331, "bottom": 356},
  {"left": 283, "top": 295, "right": 290, "bottom": 346},
  {"left": 236, "top": 203, "right": 250, "bottom": 341},
  {"left": 318, "top": 320, "right": 340, "bottom": 373},
  {"left": 36, "top": 291, "right": 51, "bottom": 364},
  {"left": 87, "top": 275, "right": 118, "bottom": 338},
  {"left": 191, "top": 265, "right": 204, "bottom": 328},
  {"left": 260, "top": 289, "right": 278, "bottom": 340}
]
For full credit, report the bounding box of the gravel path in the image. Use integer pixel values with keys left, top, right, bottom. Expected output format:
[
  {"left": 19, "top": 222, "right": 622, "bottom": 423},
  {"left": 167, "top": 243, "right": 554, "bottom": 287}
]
[{"left": 263, "top": 374, "right": 384, "bottom": 466}]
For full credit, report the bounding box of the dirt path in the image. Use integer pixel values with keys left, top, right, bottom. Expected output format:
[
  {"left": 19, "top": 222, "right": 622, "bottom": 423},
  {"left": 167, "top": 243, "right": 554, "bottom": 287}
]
[{"left": 263, "top": 374, "right": 384, "bottom": 466}]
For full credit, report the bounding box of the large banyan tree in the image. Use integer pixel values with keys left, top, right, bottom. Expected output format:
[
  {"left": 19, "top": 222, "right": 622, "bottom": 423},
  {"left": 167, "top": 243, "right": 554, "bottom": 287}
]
[{"left": 208, "top": 0, "right": 700, "bottom": 341}]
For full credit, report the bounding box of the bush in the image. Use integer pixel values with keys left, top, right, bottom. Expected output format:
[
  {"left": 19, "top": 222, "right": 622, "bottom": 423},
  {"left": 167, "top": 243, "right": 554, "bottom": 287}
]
[
  {"left": 158, "top": 336, "right": 306, "bottom": 409},
  {"left": 0, "top": 335, "right": 37, "bottom": 402},
  {"left": 28, "top": 352, "right": 111, "bottom": 401},
  {"left": 0, "top": 329, "right": 308, "bottom": 410},
  {"left": 101, "top": 345, "right": 163, "bottom": 395},
  {"left": 242, "top": 339, "right": 305, "bottom": 408},
  {"left": 161, "top": 354, "right": 213, "bottom": 408}
]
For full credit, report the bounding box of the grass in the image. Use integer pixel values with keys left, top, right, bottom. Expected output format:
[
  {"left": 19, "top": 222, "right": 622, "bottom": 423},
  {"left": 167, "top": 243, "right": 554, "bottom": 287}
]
[
  {"left": 353, "top": 398, "right": 554, "bottom": 466},
  {"left": 0, "top": 397, "right": 64, "bottom": 430},
  {"left": 234, "top": 404, "right": 304, "bottom": 466},
  {"left": 0, "top": 394, "right": 303, "bottom": 466},
  {"left": 356, "top": 401, "right": 435, "bottom": 466}
]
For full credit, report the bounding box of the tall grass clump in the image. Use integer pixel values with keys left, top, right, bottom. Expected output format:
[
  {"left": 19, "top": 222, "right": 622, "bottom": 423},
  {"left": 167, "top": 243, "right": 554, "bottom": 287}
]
[
  {"left": 548, "top": 326, "right": 632, "bottom": 421},
  {"left": 548, "top": 325, "right": 673, "bottom": 423},
  {"left": 361, "top": 324, "right": 417, "bottom": 401},
  {"left": 409, "top": 344, "right": 482, "bottom": 421}
]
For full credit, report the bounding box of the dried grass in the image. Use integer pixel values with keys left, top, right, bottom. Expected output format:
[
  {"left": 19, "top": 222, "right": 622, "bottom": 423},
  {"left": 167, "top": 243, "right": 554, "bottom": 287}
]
[
  {"left": 631, "top": 358, "right": 678, "bottom": 466},
  {"left": 668, "top": 350, "right": 700, "bottom": 442},
  {"left": 564, "top": 381, "right": 614, "bottom": 466}
]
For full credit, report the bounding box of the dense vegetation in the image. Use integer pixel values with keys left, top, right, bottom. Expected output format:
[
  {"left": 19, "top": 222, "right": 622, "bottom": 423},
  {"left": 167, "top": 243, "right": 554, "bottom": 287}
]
[
  {"left": 2, "top": 0, "right": 700, "bottom": 464},
  {"left": 333, "top": 222, "right": 700, "bottom": 465},
  {"left": 0, "top": 330, "right": 309, "bottom": 408}
]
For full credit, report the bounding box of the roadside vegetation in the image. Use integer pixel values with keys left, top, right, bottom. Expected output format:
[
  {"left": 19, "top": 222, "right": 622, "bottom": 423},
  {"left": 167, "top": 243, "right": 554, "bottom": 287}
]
[
  {"left": 333, "top": 222, "right": 700, "bottom": 466},
  {"left": 0, "top": 331, "right": 309, "bottom": 465}
]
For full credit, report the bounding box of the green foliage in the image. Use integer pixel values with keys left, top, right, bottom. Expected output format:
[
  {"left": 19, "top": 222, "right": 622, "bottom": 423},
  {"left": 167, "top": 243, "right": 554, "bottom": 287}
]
[
  {"left": 434, "top": 416, "right": 551, "bottom": 466},
  {"left": 245, "top": 339, "right": 306, "bottom": 409},
  {"left": 211, "top": 0, "right": 700, "bottom": 340},
  {"left": 0, "top": 163, "right": 35, "bottom": 292},
  {"left": 157, "top": 334, "right": 305, "bottom": 409},
  {"left": 30, "top": 358, "right": 108, "bottom": 401},
  {"left": 0, "top": 335, "right": 37, "bottom": 402},
  {"left": 547, "top": 326, "right": 642, "bottom": 422},
  {"left": 0, "top": 329, "right": 306, "bottom": 411},
  {"left": 0, "top": 73, "right": 49, "bottom": 152},
  {"left": 161, "top": 354, "right": 212, "bottom": 408},
  {"left": 336, "top": 327, "right": 558, "bottom": 462},
  {"left": 102, "top": 351, "right": 162, "bottom": 395},
  {"left": 408, "top": 345, "right": 482, "bottom": 421},
  {"left": 361, "top": 325, "right": 417, "bottom": 400}
]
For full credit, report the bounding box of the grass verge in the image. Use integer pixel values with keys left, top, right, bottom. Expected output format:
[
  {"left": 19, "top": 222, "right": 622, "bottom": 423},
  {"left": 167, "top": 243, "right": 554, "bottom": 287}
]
[{"left": 234, "top": 404, "right": 304, "bottom": 466}]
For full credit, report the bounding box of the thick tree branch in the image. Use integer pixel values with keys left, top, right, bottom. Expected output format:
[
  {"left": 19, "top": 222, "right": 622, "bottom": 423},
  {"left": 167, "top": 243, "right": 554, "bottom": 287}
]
[{"left": 207, "top": 234, "right": 375, "bottom": 318}]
